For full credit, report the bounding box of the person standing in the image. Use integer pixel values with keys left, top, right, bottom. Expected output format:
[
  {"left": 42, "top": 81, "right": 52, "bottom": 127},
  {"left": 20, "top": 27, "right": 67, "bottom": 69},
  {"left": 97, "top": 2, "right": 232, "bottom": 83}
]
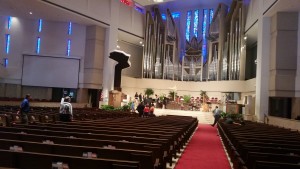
[
  {"left": 59, "top": 96, "right": 73, "bottom": 122},
  {"left": 20, "top": 94, "right": 31, "bottom": 124},
  {"left": 136, "top": 102, "right": 145, "bottom": 117},
  {"left": 211, "top": 106, "right": 221, "bottom": 127}
]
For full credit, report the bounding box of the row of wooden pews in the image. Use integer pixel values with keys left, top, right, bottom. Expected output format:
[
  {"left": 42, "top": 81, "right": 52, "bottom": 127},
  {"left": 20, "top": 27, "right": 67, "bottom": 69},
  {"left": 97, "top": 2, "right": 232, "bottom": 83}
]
[
  {"left": 0, "top": 106, "right": 139, "bottom": 126},
  {"left": 0, "top": 115, "right": 198, "bottom": 169},
  {"left": 218, "top": 120, "right": 300, "bottom": 169}
]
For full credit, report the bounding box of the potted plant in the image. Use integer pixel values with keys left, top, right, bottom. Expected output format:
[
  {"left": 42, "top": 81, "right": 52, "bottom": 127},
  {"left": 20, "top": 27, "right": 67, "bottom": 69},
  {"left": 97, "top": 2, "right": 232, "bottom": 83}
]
[
  {"left": 144, "top": 88, "right": 154, "bottom": 99},
  {"left": 168, "top": 91, "right": 177, "bottom": 101}
]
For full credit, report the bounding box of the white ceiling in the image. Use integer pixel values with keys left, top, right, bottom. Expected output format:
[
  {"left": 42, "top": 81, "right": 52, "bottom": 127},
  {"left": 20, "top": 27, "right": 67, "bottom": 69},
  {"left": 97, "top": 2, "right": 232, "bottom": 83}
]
[
  {"left": 134, "top": 0, "right": 176, "bottom": 6},
  {"left": 0, "top": 0, "right": 99, "bottom": 26}
]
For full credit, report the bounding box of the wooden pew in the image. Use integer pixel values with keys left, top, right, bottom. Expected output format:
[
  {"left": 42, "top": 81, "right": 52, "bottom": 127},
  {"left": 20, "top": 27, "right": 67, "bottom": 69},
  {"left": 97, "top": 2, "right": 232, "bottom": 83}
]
[
  {"left": 0, "top": 139, "right": 154, "bottom": 169},
  {"left": 0, "top": 149, "right": 140, "bottom": 169}
]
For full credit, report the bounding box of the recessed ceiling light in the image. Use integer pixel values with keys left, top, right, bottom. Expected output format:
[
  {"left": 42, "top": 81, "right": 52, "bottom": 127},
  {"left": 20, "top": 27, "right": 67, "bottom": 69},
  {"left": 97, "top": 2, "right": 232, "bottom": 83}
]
[
  {"left": 139, "top": 41, "right": 143, "bottom": 44},
  {"left": 29, "top": 11, "right": 33, "bottom": 15}
]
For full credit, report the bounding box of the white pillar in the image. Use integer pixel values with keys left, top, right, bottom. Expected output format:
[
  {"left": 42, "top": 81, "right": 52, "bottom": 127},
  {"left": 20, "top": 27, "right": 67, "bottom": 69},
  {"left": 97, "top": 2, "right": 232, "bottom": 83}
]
[
  {"left": 102, "top": 0, "right": 120, "bottom": 104},
  {"left": 255, "top": 17, "right": 271, "bottom": 122}
]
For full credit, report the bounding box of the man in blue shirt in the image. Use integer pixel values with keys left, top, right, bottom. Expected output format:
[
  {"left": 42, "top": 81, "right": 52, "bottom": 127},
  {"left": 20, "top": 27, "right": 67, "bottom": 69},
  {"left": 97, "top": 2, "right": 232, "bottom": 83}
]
[
  {"left": 20, "top": 94, "right": 31, "bottom": 124},
  {"left": 211, "top": 106, "right": 221, "bottom": 127}
]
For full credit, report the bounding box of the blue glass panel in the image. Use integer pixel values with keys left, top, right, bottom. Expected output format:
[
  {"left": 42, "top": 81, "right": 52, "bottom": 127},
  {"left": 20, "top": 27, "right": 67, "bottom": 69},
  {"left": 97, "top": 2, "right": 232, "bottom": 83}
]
[
  {"left": 8, "top": 16, "right": 12, "bottom": 30},
  {"left": 186, "top": 11, "right": 192, "bottom": 41},
  {"left": 162, "top": 12, "right": 180, "bottom": 20},
  {"left": 193, "top": 10, "right": 199, "bottom": 38},
  {"left": 36, "top": 37, "right": 41, "bottom": 54},
  {"left": 67, "top": 39, "right": 71, "bottom": 56},
  {"left": 68, "top": 22, "right": 72, "bottom": 35},
  {"left": 209, "top": 9, "right": 214, "bottom": 24},
  {"left": 5, "top": 34, "right": 10, "bottom": 54},
  {"left": 38, "top": 19, "right": 43, "bottom": 32},
  {"left": 172, "top": 12, "right": 180, "bottom": 19},
  {"left": 4, "top": 58, "right": 8, "bottom": 67},
  {"left": 202, "top": 9, "right": 208, "bottom": 63}
]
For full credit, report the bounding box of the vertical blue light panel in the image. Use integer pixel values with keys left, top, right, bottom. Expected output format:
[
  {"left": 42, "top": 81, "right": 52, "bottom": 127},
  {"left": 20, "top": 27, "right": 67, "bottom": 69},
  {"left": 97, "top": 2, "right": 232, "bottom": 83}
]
[
  {"left": 38, "top": 19, "right": 43, "bottom": 32},
  {"left": 4, "top": 58, "right": 8, "bottom": 67},
  {"left": 172, "top": 12, "right": 180, "bottom": 19},
  {"left": 68, "top": 22, "right": 72, "bottom": 35},
  {"left": 186, "top": 11, "right": 192, "bottom": 41},
  {"left": 193, "top": 10, "right": 199, "bottom": 38},
  {"left": 5, "top": 34, "right": 10, "bottom": 54},
  {"left": 209, "top": 9, "right": 214, "bottom": 24},
  {"left": 67, "top": 39, "right": 71, "bottom": 56},
  {"left": 8, "top": 16, "right": 12, "bottom": 30},
  {"left": 202, "top": 9, "right": 208, "bottom": 63},
  {"left": 36, "top": 37, "right": 41, "bottom": 54}
]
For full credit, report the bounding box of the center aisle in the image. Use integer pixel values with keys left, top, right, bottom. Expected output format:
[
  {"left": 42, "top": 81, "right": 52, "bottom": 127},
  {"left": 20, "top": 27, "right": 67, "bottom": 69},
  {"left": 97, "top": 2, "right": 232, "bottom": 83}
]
[{"left": 175, "top": 124, "right": 231, "bottom": 169}]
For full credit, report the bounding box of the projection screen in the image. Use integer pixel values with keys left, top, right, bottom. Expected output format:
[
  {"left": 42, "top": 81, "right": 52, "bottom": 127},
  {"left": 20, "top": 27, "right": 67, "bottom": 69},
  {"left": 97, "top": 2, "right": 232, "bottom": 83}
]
[{"left": 22, "top": 55, "right": 80, "bottom": 88}]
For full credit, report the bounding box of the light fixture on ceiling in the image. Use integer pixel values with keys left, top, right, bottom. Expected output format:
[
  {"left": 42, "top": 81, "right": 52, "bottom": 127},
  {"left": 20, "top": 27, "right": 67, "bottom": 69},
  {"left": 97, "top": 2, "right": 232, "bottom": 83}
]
[
  {"left": 139, "top": 41, "right": 143, "bottom": 44},
  {"left": 153, "top": 0, "right": 163, "bottom": 2},
  {"left": 29, "top": 11, "right": 33, "bottom": 15}
]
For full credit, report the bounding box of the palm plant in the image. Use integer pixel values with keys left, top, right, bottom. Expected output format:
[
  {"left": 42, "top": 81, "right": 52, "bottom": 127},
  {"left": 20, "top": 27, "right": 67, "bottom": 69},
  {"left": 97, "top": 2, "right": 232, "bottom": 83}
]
[
  {"left": 168, "top": 91, "right": 177, "bottom": 101},
  {"left": 200, "top": 90, "right": 209, "bottom": 102},
  {"left": 144, "top": 88, "right": 154, "bottom": 98},
  {"left": 183, "top": 95, "right": 191, "bottom": 104}
]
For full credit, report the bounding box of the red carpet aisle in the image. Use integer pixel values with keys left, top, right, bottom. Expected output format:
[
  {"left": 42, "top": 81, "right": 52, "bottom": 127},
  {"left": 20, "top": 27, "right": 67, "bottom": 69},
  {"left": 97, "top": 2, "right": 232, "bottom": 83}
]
[{"left": 175, "top": 124, "right": 231, "bottom": 169}]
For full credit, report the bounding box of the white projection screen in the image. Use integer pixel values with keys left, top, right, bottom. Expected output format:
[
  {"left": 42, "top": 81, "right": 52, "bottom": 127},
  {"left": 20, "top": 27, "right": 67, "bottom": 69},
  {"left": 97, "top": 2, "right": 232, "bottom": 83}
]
[{"left": 22, "top": 55, "right": 80, "bottom": 88}]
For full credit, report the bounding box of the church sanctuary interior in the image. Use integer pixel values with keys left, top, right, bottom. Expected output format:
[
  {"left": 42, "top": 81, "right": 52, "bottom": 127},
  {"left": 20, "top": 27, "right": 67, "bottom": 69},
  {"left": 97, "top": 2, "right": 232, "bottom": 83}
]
[{"left": 1, "top": 0, "right": 300, "bottom": 168}]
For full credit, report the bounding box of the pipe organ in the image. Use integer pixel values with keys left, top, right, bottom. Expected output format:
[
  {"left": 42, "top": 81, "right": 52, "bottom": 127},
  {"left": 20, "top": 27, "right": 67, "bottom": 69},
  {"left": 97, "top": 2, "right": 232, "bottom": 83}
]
[
  {"left": 208, "top": 0, "right": 246, "bottom": 81},
  {"left": 143, "top": 8, "right": 180, "bottom": 80},
  {"left": 143, "top": 0, "right": 246, "bottom": 82}
]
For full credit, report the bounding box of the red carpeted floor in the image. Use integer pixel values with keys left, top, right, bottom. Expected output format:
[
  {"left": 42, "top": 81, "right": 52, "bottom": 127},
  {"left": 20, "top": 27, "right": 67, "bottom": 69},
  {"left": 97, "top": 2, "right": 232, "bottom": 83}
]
[{"left": 175, "top": 124, "right": 231, "bottom": 169}]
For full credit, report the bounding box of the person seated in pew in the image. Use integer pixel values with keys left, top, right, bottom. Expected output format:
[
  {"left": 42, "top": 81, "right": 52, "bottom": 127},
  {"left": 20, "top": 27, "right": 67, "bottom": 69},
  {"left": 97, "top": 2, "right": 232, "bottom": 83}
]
[
  {"left": 143, "top": 104, "right": 150, "bottom": 117},
  {"left": 59, "top": 96, "right": 73, "bottom": 122},
  {"left": 225, "top": 117, "right": 245, "bottom": 126}
]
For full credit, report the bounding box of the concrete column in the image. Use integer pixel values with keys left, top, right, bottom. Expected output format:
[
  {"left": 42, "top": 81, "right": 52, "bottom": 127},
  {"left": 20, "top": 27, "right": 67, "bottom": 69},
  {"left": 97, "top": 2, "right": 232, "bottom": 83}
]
[
  {"left": 255, "top": 17, "right": 271, "bottom": 122},
  {"left": 102, "top": 0, "right": 120, "bottom": 103},
  {"left": 269, "top": 12, "right": 298, "bottom": 97},
  {"left": 81, "top": 26, "right": 105, "bottom": 89}
]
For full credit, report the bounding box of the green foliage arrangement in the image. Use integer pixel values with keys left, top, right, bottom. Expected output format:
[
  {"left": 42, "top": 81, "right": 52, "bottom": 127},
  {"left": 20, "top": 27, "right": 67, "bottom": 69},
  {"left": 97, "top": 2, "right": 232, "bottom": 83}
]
[
  {"left": 183, "top": 95, "right": 191, "bottom": 104},
  {"left": 100, "top": 104, "right": 131, "bottom": 112},
  {"left": 169, "top": 91, "right": 177, "bottom": 101},
  {"left": 221, "top": 112, "right": 243, "bottom": 120},
  {"left": 100, "top": 105, "right": 115, "bottom": 111},
  {"left": 144, "top": 88, "right": 154, "bottom": 98}
]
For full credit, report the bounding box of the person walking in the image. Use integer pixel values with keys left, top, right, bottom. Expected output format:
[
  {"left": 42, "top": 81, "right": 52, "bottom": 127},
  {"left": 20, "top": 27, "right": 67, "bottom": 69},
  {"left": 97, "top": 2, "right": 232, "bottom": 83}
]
[
  {"left": 19, "top": 94, "right": 31, "bottom": 124},
  {"left": 211, "top": 106, "right": 221, "bottom": 127}
]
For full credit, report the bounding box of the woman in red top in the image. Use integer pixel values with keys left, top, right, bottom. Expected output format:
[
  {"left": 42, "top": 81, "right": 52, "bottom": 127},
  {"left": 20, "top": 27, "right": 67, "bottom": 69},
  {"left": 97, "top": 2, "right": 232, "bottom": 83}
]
[{"left": 143, "top": 104, "right": 150, "bottom": 117}]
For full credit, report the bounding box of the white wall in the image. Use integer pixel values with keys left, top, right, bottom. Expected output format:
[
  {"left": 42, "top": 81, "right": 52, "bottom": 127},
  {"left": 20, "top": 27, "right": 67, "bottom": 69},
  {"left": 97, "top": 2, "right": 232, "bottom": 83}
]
[
  {"left": 46, "top": 0, "right": 144, "bottom": 37},
  {"left": 119, "top": 41, "right": 143, "bottom": 78},
  {"left": 0, "top": 15, "right": 86, "bottom": 85},
  {"left": 245, "top": 0, "right": 277, "bottom": 31},
  {"left": 121, "top": 76, "right": 256, "bottom": 101},
  {"left": 0, "top": 15, "right": 86, "bottom": 99}
]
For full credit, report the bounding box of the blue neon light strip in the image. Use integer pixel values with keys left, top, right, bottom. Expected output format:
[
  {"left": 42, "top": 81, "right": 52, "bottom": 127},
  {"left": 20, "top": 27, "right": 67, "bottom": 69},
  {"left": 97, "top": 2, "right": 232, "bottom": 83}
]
[
  {"left": 8, "top": 16, "right": 12, "bottom": 30},
  {"left": 193, "top": 10, "right": 199, "bottom": 38},
  {"left": 4, "top": 58, "right": 8, "bottom": 67},
  {"left": 38, "top": 19, "right": 43, "bottom": 32},
  {"left": 162, "top": 12, "right": 180, "bottom": 20},
  {"left": 68, "top": 22, "right": 72, "bottom": 35},
  {"left": 209, "top": 9, "right": 214, "bottom": 24},
  {"left": 67, "top": 39, "right": 71, "bottom": 56},
  {"left": 202, "top": 9, "right": 208, "bottom": 63},
  {"left": 186, "top": 11, "right": 192, "bottom": 41},
  {"left": 5, "top": 34, "right": 10, "bottom": 54},
  {"left": 36, "top": 37, "right": 41, "bottom": 54},
  {"left": 134, "top": 5, "right": 144, "bottom": 14}
]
